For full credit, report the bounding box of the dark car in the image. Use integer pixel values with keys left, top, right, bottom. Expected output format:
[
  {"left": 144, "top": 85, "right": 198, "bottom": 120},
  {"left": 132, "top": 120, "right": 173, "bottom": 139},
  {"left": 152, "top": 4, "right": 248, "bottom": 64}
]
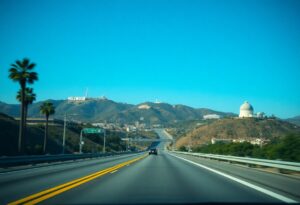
[{"left": 149, "top": 148, "right": 158, "bottom": 155}]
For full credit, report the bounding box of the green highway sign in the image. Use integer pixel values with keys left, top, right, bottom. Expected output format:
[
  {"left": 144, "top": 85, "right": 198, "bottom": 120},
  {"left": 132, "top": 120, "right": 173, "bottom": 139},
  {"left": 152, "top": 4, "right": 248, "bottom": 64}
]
[{"left": 83, "top": 128, "right": 104, "bottom": 134}]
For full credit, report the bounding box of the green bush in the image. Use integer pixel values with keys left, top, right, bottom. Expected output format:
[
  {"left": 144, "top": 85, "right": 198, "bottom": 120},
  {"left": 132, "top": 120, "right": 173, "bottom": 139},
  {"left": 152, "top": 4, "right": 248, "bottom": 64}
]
[
  {"left": 179, "top": 145, "right": 188, "bottom": 152},
  {"left": 193, "top": 134, "right": 300, "bottom": 162}
]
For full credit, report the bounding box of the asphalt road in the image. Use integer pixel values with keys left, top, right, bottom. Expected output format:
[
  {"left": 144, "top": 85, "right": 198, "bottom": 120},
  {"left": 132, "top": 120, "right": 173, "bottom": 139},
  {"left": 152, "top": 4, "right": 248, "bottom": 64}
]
[{"left": 0, "top": 129, "right": 299, "bottom": 204}]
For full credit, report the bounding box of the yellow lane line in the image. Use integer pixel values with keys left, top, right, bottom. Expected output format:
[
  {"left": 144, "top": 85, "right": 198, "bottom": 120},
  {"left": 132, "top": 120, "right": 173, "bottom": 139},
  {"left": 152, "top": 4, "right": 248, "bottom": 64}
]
[
  {"left": 8, "top": 167, "right": 117, "bottom": 205},
  {"left": 8, "top": 155, "right": 146, "bottom": 205}
]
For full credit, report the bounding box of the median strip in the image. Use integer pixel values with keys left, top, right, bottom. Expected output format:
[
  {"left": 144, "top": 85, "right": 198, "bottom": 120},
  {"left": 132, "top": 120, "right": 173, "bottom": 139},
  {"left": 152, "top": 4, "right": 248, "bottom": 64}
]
[{"left": 8, "top": 154, "right": 147, "bottom": 205}]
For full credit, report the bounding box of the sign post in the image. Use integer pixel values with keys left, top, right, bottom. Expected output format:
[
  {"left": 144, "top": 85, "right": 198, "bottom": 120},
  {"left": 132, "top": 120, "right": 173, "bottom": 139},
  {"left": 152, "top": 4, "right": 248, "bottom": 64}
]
[{"left": 79, "top": 128, "right": 105, "bottom": 154}]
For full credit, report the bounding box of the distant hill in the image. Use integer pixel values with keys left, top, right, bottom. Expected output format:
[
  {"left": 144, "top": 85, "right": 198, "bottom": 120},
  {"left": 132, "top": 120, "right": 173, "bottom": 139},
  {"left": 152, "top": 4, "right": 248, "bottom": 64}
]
[
  {"left": 176, "top": 118, "right": 300, "bottom": 148},
  {"left": 286, "top": 115, "right": 300, "bottom": 126},
  {"left": 0, "top": 100, "right": 236, "bottom": 125}
]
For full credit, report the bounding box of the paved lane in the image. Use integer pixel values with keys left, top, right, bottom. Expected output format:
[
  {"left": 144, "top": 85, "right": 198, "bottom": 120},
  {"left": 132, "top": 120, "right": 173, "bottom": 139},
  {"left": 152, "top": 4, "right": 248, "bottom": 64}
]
[
  {"left": 0, "top": 153, "right": 144, "bottom": 204},
  {"left": 41, "top": 151, "right": 280, "bottom": 204},
  {"left": 1, "top": 129, "right": 298, "bottom": 204}
]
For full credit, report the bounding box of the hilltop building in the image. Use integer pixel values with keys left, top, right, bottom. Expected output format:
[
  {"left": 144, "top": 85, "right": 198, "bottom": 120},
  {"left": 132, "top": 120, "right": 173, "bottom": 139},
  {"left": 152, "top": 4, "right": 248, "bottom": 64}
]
[
  {"left": 238, "top": 101, "right": 266, "bottom": 118},
  {"left": 67, "top": 95, "right": 108, "bottom": 103},
  {"left": 203, "top": 114, "right": 221, "bottom": 120},
  {"left": 211, "top": 138, "right": 232, "bottom": 144},
  {"left": 138, "top": 104, "right": 151, "bottom": 109},
  {"left": 154, "top": 99, "right": 161, "bottom": 104},
  {"left": 239, "top": 101, "right": 254, "bottom": 118},
  {"left": 67, "top": 97, "right": 87, "bottom": 102}
]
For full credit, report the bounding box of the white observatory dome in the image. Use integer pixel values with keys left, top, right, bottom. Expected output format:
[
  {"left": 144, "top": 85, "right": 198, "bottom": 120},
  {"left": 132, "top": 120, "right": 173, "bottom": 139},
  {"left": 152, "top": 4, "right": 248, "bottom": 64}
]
[{"left": 239, "top": 101, "right": 254, "bottom": 118}]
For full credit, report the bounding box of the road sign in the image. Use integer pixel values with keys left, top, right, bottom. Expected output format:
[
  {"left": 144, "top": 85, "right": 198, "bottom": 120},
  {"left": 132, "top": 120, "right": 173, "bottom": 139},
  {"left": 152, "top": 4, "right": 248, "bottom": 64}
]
[{"left": 83, "top": 128, "right": 104, "bottom": 134}]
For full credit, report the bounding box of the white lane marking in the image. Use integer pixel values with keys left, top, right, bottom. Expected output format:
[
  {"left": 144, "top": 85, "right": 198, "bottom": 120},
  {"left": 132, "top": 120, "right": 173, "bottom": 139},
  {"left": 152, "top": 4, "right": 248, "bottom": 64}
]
[
  {"left": 168, "top": 153, "right": 298, "bottom": 203},
  {"left": 110, "top": 170, "right": 118, "bottom": 174}
]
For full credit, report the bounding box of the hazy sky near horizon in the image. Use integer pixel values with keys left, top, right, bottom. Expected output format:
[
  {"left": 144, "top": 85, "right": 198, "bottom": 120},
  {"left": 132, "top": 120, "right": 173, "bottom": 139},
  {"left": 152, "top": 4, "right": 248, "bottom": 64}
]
[{"left": 0, "top": 0, "right": 300, "bottom": 118}]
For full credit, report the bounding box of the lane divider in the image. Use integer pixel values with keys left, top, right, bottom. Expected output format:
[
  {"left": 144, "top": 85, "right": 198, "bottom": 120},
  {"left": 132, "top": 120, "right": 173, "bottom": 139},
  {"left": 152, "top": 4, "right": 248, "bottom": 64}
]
[
  {"left": 168, "top": 152, "right": 298, "bottom": 203},
  {"left": 8, "top": 154, "right": 147, "bottom": 205}
]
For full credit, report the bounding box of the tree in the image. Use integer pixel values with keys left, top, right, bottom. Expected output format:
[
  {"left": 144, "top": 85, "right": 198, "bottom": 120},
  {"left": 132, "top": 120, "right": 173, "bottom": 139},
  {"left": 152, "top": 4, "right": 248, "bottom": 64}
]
[
  {"left": 16, "top": 87, "right": 36, "bottom": 123},
  {"left": 179, "top": 145, "right": 188, "bottom": 152},
  {"left": 9, "top": 58, "right": 38, "bottom": 153},
  {"left": 40, "top": 101, "right": 55, "bottom": 153}
]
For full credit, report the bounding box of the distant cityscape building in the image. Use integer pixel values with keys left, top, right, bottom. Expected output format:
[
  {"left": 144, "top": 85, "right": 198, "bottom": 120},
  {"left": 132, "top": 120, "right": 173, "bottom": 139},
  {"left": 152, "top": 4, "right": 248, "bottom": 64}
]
[
  {"left": 67, "top": 96, "right": 87, "bottom": 101},
  {"left": 256, "top": 112, "right": 265, "bottom": 118},
  {"left": 154, "top": 99, "right": 161, "bottom": 104},
  {"left": 67, "top": 95, "right": 109, "bottom": 103},
  {"left": 211, "top": 138, "right": 232, "bottom": 144},
  {"left": 211, "top": 137, "right": 269, "bottom": 146},
  {"left": 239, "top": 101, "right": 254, "bottom": 118},
  {"left": 203, "top": 114, "right": 221, "bottom": 120},
  {"left": 99, "top": 96, "right": 108, "bottom": 100},
  {"left": 138, "top": 104, "right": 151, "bottom": 110}
]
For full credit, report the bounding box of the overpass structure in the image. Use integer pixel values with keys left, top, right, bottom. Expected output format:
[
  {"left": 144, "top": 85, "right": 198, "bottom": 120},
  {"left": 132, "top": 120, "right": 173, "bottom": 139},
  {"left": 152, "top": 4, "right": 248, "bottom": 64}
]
[{"left": 121, "top": 137, "right": 174, "bottom": 142}]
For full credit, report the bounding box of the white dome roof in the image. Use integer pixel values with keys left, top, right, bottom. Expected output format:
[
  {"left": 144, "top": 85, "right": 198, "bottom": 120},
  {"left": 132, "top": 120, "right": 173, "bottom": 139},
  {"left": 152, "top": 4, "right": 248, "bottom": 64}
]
[{"left": 240, "top": 101, "right": 253, "bottom": 111}]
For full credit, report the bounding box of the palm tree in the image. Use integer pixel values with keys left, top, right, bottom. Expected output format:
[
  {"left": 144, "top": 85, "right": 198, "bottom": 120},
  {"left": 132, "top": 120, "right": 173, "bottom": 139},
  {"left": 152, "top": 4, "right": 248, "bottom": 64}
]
[
  {"left": 16, "top": 87, "right": 36, "bottom": 123},
  {"left": 9, "top": 58, "right": 38, "bottom": 153},
  {"left": 40, "top": 101, "right": 55, "bottom": 153}
]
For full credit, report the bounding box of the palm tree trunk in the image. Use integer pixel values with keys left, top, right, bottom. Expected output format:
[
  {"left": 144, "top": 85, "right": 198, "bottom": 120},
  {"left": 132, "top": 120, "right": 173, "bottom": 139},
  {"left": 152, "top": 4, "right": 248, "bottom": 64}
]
[
  {"left": 24, "top": 103, "right": 28, "bottom": 152},
  {"left": 18, "top": 105, "right": 23, "bottom": 153},
  {"left": 24, "top": 104, "right": 28, "bottom": 123},
  {"left": 43, "top": 115, "right": 49, "bottom": 153},
  {"left": 18, "top": 84, "right": 26, "bottom": 154}
]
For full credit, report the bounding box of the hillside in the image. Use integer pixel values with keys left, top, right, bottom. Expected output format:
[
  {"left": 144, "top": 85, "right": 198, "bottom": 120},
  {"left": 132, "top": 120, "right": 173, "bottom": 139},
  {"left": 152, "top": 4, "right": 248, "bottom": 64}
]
[
  {"left": 286, "top": 115, "right": 300, "bottom": 126},
  {"left": 176, "top": 118, "right": 300, "bottom": 148},
  {"left": 0, "top": 100, "right": 236, "bottom": 124},
  {"left": 0, "top": 113, "right": 127, "bottom": 156}
]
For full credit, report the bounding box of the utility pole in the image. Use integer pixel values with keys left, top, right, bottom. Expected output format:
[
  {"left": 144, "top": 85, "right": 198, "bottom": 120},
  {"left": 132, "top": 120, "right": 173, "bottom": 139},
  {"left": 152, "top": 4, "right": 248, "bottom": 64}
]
[
  {"left": 103, "top": 129, "right": 106, "bottom": 153},
  {"left": 79, "top": 129, "right": 83, "bottom": 154},
  {"left": 62, "top": 113, "right": 77, "bottom": 154},
  {"left": 62, "top": 113, "right": 67, "bottom": 154}
]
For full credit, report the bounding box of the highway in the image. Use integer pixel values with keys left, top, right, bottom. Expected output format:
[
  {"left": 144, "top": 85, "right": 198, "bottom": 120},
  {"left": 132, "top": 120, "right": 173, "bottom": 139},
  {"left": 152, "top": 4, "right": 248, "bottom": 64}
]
[{"left": 0, "top": 129, "right": 299, "bottom": 204}]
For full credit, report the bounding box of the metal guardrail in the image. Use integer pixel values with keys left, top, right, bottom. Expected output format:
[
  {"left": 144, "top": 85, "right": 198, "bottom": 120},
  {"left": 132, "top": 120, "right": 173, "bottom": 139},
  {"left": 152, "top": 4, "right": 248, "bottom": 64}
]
[
  {"left": 0, "top": 151, "right": 143, "bottom": 168},
  {"left": 171, "top": 151, "right": 300, "bottom": 172}
]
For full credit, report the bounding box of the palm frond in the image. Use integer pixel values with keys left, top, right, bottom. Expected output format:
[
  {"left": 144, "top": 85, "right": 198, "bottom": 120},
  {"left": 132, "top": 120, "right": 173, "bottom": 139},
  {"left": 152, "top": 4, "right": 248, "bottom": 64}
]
[
  {"left": 17, "top": 87, "right": 37, "bottom": 104},
  {"left": 27, "top": 63, "right": 36, "bottom": 70},
  {"left": 27, "top": 72, "right": 38, "bottom": 83},
  {"left": 22, "top": 58, "right": 29, "bottom": 68},
  {"left": 16, "top": 60, "right": 22, "bottom": 68},
  {"left": 40, "top": 101, "right": 55, "bottom": 116},
  {"left": 8, "top": 68, "right": 21, "bottom": 81},
  {"left": 10, "top": 64, "right": 18, "bottom": 69}
]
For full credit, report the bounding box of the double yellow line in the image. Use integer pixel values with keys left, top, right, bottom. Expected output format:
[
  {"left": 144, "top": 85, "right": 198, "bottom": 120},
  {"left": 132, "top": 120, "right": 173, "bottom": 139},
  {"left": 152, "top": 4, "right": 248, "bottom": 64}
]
[{"left": 9, "top": 154, "right": 146, "bottom": 205}]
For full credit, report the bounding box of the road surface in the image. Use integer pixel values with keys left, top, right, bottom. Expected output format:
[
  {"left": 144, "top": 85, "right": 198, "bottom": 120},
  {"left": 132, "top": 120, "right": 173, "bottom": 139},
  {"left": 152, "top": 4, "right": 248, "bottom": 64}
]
[{"left": 0, "top": 129, "right": 299, "bottom": 204}]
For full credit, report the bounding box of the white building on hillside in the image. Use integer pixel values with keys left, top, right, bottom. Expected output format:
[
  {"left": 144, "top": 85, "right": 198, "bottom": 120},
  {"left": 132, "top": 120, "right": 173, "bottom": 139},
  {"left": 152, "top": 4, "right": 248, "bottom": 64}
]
[
  {"left": 138, "top": 104, "right": 151, "bottom": 109},
  {"left": 203, "top": 114, "right": 221, "bottom": 120},
  {"left": 239, "top": 101, "right": 254, "bottom": 118}
]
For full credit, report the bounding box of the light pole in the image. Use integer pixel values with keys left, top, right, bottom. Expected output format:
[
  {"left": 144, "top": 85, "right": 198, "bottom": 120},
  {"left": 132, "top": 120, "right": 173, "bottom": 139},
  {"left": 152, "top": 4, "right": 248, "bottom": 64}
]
[
  {"left": 79, "top": 129, "right": 84, "bottom": 154},
  {"left": 103, "top": 129, "right": 106, "bottom": 153},
  {"left": 62, "top": 113, "right": 67, "bottom": 154},
  {"left": 62, "top": 113, "right": 78, "bottom": 154}
]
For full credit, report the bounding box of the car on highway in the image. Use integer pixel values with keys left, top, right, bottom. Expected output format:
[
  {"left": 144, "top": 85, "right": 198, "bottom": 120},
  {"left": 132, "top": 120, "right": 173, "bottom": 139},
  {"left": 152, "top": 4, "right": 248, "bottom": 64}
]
[{"left": 148, "top": 148, "right": 158, "bottom": 155}]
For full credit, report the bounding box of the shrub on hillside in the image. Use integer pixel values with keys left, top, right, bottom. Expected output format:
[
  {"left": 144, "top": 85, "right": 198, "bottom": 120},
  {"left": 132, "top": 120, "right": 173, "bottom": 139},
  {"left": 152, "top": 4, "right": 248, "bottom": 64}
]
[{"left": 193, "top": 134, "right": 300, "bottom": 162}]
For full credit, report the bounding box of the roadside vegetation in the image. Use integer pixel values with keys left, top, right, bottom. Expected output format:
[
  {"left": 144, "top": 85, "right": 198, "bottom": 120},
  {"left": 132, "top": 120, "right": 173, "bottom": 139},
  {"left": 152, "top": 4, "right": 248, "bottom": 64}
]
[
  {"left": 8, "top": 58, "right": 38, "bottom": 153},
  {"left": 179, "top": 134, "right": 300, "bottom": 162},
  {"left": 0, "top": 112, "right": 158, "bottom": 156}
]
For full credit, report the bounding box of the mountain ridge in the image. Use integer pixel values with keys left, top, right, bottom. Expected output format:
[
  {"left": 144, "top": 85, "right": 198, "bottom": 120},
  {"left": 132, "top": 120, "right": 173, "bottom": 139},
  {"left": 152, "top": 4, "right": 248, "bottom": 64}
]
[
  {"left": 176, "top": 118, "right": 300, "bottom": 148},
  {"left": 0, "top": 99, "right": 236, "bottom": 124}
]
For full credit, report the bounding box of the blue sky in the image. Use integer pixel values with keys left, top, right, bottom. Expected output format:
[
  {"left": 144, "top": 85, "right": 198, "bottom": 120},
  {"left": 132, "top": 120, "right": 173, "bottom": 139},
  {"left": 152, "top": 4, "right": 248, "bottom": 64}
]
[{"left": 0, "top": 0, "right": 299, "bottom": 118}]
